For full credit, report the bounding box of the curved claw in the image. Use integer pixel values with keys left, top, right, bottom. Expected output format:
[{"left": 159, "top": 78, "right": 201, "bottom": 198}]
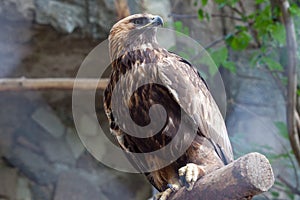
[
  {"left": 178, "top": 163, "right": 205, "bottom": 191},
  {"left": 153, "top": 184, "right": 180, "bottom": 200}
]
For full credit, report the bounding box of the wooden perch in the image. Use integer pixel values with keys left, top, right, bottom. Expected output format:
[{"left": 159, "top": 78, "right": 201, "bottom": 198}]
[
  {"left": 0, "top": 78, "right": 109, "bottom": 91},
  {"left": 168, "top": 152, "right": 274, "bottom": 200}
]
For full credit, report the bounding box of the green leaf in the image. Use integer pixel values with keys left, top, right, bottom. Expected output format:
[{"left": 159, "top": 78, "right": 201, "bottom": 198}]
[
  {"left": 271, "top": 191, "right": 280, "bottom": 198},
  {"left": 178, "top": 51, "right": 190, "bottom": 60},
  {"left": 173, "top": 21, "right": 183, "bottom": 32},
  {"left": 253, "top": 5, "right": 272, "bottom": 37},
  {"left": 268, "top": 23, "right": 286, "bottom": 45},
  {"left": 173, "top": 21, "right": 190, "bottom": 35},
  {"left": 289, "top": 3, "right": 300, "bottom": 17},
  {"left": 255, "top": 0, "right": 265, "bottom": 4},
  {"left": 274, "top": 180, "right": 285, "bottom": 187},
  {"left": 198, "top": 9, "right": 204, "bottom": 21},
  {"left": 214, "top": 0, "right": 227, "bottom": 8},
  {"left": 202, "top": 0, "right": 208, "bottom": 6},
  {"left": 274, "top": 121, "right": 289, "bottom": 140},
  {"left": 193, "top": 0, "right": 198, "bottom": 6},
  {"left": 210, "top": 47, "right": 228, "bottom": 66},
  {"left": 198, "top": 56, "right": 218, "bottom": 76},
  {"left": 222, "top": 61, "right": 236, "bottom": 73},
  {"left": 235, "top": 25, "right": 247, "bottom": 31},
  {"left": 230, "top": 31, "right": 252, "bottom": 50},
  {"left": 205, "top": 12, "right": 210, "bottom": 21},
  {"left": 287, "top": 192, "right": 295, "bottom": 200},
  {"left": 262, "top": 57, "right": 283, "bottom": 71},
  {"left": 215, "top": 0, "right": 238, "bottom": 7},
  {"left": 183, "top": 27, "right": 189, "bottom": 35}
]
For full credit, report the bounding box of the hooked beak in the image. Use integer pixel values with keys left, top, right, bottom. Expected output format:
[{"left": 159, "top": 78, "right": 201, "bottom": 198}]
[
  {"left": 150, "top": 16, "right": 164, "bottom": 27},
  {"left": 141, "top": 16, "right": 164, "bottom": 29}
]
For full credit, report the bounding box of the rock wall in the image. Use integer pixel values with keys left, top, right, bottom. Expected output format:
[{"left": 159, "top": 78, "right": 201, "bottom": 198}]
[
  {"left": 224, "top": 51, "right": 294, "bottom": 200},
  {"left": 0, "top": 0, "right": 118, "bottom": 38},
  {"left": 0, "top": 0, "right": 174, "bottom": 38},
  {"left": 225, "top": 51, "right": 287, "bottom": 155},
  {"left": 34, "top": 0, "right": 116, "bottom": 38},
  {"left": 0, "top": 0, "right": 35, "bottom": 21}
]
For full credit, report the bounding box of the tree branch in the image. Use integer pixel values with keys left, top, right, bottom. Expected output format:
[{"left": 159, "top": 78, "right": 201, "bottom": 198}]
[
  {"left": 279, "top": 0, "right": 300, "bottom": 166},
  {"left": 114, "top": 0, "right": 130, "bottom": 20},
  {"left": 168, "top": 13, "right": 244, "bottom": 21},
  {"left": 277, "top": 175, "right": 300, "bottom": 195},
  {"left": 168, "top": 152, "right": 274, "bottom": 200},
  {"left": 0, "top": 78, "right": 109, "bottom": 91}
]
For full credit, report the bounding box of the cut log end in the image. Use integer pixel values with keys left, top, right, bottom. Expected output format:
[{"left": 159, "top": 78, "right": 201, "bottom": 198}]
[
  {"left": 168, "top": 152, "right": 274, "bottom": 200},
  {"left": 238, "top": 152, "right": 274, "bottom": 192}
]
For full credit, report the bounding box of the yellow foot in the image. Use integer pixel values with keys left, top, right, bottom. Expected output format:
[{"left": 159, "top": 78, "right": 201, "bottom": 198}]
[
  {"left": 153, "top": 184, "right": 180, "bottom": 200},
  {"left": 178, "top": 163, "right": 205, "bottom": 191}
]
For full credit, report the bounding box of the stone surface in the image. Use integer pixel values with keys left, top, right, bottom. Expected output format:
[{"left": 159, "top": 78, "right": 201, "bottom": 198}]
[
  {"left": 5, "top": 146, "right": 57, "bottom": 185},
  {"left": 41, "top": 136, "right": 75, "bottom": 166},
  {"left": 76, "top": 151, "right": 101, "bottom": 173},
  {"left": 100, "top": 173, "right": 151, "bottom": 200},
  {"left": 225, "top": 51, "right": 286, "bottom": 155},
  {"left": 0, "top": 127, "right": 14, "bottom": 156},
  {"left": 13, "top": 116, "right": 52, "bottom": 154},
  {"left": 78, "top": 114, "right": 99, "bottom": 137},
  {"left": 31, "top": 184, "right": 53, "bottom": 200},
  {"left": 0, "top": 167, "right": 18, "bottom": 200},
  {"left": 34, "top": 0, "right": 116, "bottom": 37},
  {"left": 54, "top": 170, "right": 106, "bottom": 200},
  {"left": 16, "top": 136, "right": 40, "bottom": 154},
  {"left": 0, "top": 7, "right": 156, "bottom": 200},
  {"left": 16, "top": 176, "right": 32, "bottom": 200},
  {"left": 0, "top": 0, "right": 35, "bottom": 21},
  {"left": 35, "top": 0, "right": 85, "bottom": 33},
  {"left": 65, "top": 128, "right": 85, "bottom": 159},
  {"left": 0, "top": 0, "right": 176, "bottom": 39},
  {"left": 32, "top": 106, "right": 65, "bottom": 138}
]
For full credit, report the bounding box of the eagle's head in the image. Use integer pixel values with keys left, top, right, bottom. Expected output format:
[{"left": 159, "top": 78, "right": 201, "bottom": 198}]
[{"left": 109, "top": 13, "right": 164, "bottom": 60}]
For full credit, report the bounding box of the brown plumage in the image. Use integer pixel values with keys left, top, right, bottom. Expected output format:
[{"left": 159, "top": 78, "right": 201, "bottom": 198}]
[{"left": 104, "top": 14, "right": 233, "bottom": 197}]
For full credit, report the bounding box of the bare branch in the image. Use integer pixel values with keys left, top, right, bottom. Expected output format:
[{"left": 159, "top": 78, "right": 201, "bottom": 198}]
[
  {"left": 168, "top": 13, "right": 198, "bottom": 19},
  {"left": 277, "top": 175, "right": 300, "bottom": 195},
  {"left": 279, "top": 0, "right": 300, "bottom": 166},
  {"left": 211, "top": 14, "right": 244, "bottom": 21},
  {"left": 227, "top": 5, "right": 244, "bottom": 18},
  {"left": 238, "top": 1, "right": 247, "bottom": 15},
  {"left": 0, "top": 78, "right": 109, "bottom": 91},
  {"left": 168, "top": 13, "right": 244, "bottom": 21},
  {"left": 114, "top": 0, "right": 130, "bottom": 20}
]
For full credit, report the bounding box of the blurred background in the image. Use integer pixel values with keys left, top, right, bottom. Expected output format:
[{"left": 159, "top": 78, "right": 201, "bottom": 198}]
[{"left": 0, "top": 0, "right": 299, "bottom": 199}]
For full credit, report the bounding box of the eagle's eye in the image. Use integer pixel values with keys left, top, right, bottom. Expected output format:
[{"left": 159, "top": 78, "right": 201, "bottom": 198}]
[{"left": 131, "top": 17, "right": 149, "bottom": 26}]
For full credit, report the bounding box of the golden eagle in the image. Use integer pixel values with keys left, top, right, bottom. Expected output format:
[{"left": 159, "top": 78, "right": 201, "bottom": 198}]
[{"left": 104, "top": 13, "right": 233, "bottom": 200}]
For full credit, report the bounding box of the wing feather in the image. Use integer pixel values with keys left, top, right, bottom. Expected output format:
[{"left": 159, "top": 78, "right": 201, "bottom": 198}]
[{"left": 156, "top": 53, "right": 234, "bottom": 162}]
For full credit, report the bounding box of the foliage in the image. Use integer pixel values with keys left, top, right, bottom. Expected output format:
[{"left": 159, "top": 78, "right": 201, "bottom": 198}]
[
  {"left": 208, "top": 1, "right": 300, "bottom": 199},
  {"left": 173, "top": 21, "right": 190, "bottom": 36},
  {"left": 171, "top": 0, "right": 300, "bottom": 199},
  {"left": 197, "top": 1, "right": 300, "bottom": 199},
  {"left": 193, "top": 0, "right": 299, "bottom": 75}
]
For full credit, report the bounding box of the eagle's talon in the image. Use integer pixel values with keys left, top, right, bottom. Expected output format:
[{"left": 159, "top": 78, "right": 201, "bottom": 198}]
[
  {"left": 178, "top": 163, "right": 205, "bottom": 191},
  {"left": 153, "top": 188, "right": 171, "bottom": 200},
  {"left": 167, "top": 183, "right": 180, "bottom": 192},
  {"left": 154, "top": 184, "right": 180, "bottom": 200},
  {"left": 186, "top": 181, "right": 195, "bottom": 191}
]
